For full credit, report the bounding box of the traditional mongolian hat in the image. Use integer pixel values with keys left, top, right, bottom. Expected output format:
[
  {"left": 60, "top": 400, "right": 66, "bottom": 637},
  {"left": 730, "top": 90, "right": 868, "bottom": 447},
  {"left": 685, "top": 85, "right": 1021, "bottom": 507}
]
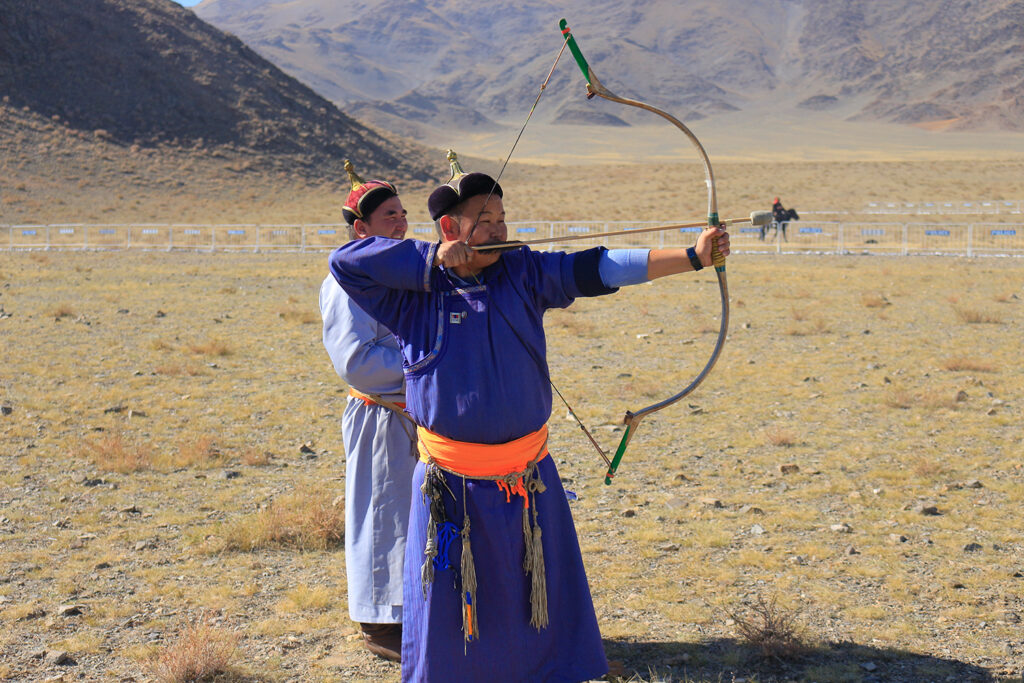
[
  {"left": 427, "top": 150, "right": 503, "bottom": 221},
  {"left": 342, "top": 159, "right": 398, "bottom": 226}
]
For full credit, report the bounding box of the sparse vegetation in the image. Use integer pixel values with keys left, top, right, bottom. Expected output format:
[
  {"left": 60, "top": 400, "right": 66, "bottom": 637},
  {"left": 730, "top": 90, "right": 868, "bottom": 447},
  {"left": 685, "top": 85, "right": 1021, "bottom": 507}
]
[
  {"left": 953, "top": 305, "right": 1002, "bottom": 324},
  {"left": 1, "top": 250, "right": 1020, "bottom": 682},
  {"left": 147, "top": 614, "right": 240, "bottom": 683},
  {"left": 729, "top": 595, "right": 807, "bottom": 661},
  {"left": 213, "top": 487, "right": 344, "bottom": 552}
]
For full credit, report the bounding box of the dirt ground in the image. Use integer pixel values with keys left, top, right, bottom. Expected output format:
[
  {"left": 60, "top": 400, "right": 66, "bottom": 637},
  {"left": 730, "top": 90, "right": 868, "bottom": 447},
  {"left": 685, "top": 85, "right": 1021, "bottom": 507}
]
[{"left": 1, "top": 248, "right": 1021, "bottom": 682}]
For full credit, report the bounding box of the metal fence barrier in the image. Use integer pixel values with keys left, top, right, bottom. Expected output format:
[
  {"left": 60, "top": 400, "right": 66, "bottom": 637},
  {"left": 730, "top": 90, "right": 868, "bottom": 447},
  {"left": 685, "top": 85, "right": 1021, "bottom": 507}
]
[
  {"left": 865, "top": 199, "right": 1023, "bottom": 215},
  {"left": 2, "top": 221, "right": 1022, "bottom": 257}
]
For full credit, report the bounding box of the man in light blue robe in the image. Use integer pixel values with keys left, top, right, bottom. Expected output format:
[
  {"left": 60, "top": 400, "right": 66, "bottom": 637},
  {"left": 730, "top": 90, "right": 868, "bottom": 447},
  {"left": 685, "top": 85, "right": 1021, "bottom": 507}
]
[{"left": 319, "top": 162, "right": 417, "bottom": 662}]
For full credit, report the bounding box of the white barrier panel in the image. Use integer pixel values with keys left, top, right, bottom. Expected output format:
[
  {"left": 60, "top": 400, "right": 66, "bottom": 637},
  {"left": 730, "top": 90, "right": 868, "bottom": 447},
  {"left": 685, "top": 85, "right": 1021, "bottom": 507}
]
[
  {"left": 866, "top": 199, "right": 1022, "bottom": 215},
  {"left": 130, "top": 225, "right": 170, "bottom": 249},
  {"left": 90, "top": 225, "right": 130, "bottom": 249},
  {"left": 258, "top": 225, "right": 303, "bottom": 250},
  {"left": 171, "top": 225, "right": 213, "bottom": 250},
  {"left": 549, "top": 221, "right": 605, "bottom": 250},
  {"left": 972, "top": 224, "right": 1024, "bottom": 255},
  {"left": 211, "top": 225, "right": 258, "bottom": 251},
  {"left": 905, "top": 224, "right": 969, "bottom": 255},
  {"left": 841, "top": 222, "right": 903, "bottom": 253},
  {"left": 49, "top": 225, "right": 86, "bottom": 249},
  {"left": 302, "top": 225, "right": 347, "bottom": 251},
  {"left": 410, "top": 223, "right": 437, "bottom": 240},
  {"left": 9, "top": 225, "right": 50, "bottom": 249},
  {"left": 731, "top": 224, "right": 776, "bottom": 253},
  {"left": 784, "top": 222, "right": 841, "bottom": 253}
]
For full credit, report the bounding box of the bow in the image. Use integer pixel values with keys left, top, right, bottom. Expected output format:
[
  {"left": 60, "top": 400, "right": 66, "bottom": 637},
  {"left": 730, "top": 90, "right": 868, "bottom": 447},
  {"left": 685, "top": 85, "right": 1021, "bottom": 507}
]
[{"left": 558, "top": 19, "right": 731, "bottom": 485}]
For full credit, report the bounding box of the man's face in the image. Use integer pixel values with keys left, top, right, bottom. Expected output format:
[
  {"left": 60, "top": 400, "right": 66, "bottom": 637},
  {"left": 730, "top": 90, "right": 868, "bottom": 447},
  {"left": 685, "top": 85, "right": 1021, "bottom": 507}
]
[
  {"left": 355, "top": 196, "right": 408, "bottom": 239},
  {"left": 453, "top": 194, "right": 507, "bottom": 246}
]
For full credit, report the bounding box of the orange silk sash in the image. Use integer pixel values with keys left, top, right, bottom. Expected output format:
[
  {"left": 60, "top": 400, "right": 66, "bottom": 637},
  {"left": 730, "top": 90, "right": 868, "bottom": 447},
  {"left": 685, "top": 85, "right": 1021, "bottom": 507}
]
[{"left": 416, "top": 425, "right": 548, "bottom": 475}]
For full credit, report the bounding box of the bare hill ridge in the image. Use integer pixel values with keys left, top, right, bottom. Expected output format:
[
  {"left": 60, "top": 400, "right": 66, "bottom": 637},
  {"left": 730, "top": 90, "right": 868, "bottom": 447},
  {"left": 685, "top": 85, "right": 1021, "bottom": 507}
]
[
  {"left": 0, "top": 0, "right": 438, "bottom": 183},
  {"left": 194, "top": 0, "right": 1024, "bottom": 139}
]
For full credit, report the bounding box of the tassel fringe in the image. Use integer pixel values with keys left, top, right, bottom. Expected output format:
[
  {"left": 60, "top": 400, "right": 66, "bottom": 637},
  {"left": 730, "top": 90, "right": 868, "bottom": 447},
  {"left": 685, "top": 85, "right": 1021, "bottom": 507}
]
[{"left": 460, "top": 513, "right": 479, "bottom": 646}]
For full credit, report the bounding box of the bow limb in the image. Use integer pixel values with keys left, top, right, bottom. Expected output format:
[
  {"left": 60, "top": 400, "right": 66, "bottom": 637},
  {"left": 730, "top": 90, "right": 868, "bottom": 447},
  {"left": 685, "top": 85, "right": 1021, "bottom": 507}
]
[{"left": 558, "top": 19, "right": 729, "bottom": 484}]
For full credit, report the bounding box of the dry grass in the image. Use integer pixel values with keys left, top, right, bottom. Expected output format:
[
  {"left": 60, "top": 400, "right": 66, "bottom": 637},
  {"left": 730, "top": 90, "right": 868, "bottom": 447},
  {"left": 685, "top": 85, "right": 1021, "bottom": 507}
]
[
  {"left": 861, "top": 293, "right": 891, "bottom": 308},
  {"left": 728, "top": 595, "right": 807, "bottom": 661},
  {"left": 80, "top": 431, "right": 153, "bottom": 473},
  {"left": 50, "top": 303, "right": 76, "bottom": 318},
  {"left": 188, "top": 337, "right": 233, "bottom": 356},
  {"left": 277, "top": 306, "right": 319, "bottom": 324},
  {"left": 214, "top": 487, "right": 344, "bottom": 552},
  {"left": 147, "top": 614, "right": 240, "bottom": 683},
  {"left": 1, "top": 249, "right": 1021, "bottom": 682},
  {"left": 171, "top": 436, "right": 227, "bottom": 469},
  {"left": 952, "top": 305, "right": 1002, "bottom": 324},
  {"left": 763, "top": 427, "right": 798, "bottom": 447},
  {"left": 942, "top": 356, "right": 996, "bottom": 372}
]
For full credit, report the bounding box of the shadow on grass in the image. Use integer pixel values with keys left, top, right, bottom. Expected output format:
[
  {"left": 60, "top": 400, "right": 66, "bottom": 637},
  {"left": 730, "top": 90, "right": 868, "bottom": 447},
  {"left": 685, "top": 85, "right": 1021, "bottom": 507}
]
[{"left": 603, "top": 637, "right": 1003, "bottom": 682}]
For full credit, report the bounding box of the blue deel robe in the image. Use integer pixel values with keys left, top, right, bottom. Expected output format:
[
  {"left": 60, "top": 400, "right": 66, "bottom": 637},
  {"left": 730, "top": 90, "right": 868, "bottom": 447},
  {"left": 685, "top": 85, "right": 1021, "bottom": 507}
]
[{"left": 330, "top": 237, "right": 620, "bottom": 682}]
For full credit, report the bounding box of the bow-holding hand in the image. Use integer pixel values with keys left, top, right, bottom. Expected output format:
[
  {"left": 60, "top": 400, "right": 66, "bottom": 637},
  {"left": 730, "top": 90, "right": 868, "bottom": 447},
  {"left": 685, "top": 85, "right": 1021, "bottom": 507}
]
[
  {"left": 645, "top": 226, "right": 731, "bottom": 280},
  {"left": 695, "top": 225, "right": 731, "bottom": 268}
]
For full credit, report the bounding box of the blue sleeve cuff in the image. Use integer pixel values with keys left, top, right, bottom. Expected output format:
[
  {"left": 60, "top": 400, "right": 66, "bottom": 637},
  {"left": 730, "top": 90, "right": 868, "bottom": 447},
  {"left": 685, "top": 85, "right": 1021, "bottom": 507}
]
[{"left": 599, "top": 249, "right": 650, "bottom": 288}]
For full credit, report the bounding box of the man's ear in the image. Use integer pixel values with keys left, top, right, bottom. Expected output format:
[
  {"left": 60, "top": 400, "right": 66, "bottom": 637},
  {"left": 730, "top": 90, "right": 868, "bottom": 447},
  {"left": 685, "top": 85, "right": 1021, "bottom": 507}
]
[
  {"left": 438, "top": 215, "right": 460, "bottom": 241},
  {"left": 352, "top": 219, "right": 370, "bottom": 239}
]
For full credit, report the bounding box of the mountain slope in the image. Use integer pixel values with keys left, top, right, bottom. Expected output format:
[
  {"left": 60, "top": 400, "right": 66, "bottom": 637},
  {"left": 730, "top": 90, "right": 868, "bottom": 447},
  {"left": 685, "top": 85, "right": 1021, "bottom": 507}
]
[
  {"left": 0, "top": 0, "right": 437, "bottom": 181},
  {"left": 194, "top": 0, "right": 1024, "bottom": 134}
]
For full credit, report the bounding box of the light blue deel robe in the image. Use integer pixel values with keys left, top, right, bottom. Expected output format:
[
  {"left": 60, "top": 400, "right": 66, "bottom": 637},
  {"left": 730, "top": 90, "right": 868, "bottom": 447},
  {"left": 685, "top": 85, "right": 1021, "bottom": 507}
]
[{"left": 319, "top": 274, "right": 418, "bottom": 624}]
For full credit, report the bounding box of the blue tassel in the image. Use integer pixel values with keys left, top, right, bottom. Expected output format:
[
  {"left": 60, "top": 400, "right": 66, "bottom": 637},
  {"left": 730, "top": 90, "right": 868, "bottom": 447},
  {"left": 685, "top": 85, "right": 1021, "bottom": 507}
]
[{"left": 433, "top": 521, "right": 459, "bottom": 571}]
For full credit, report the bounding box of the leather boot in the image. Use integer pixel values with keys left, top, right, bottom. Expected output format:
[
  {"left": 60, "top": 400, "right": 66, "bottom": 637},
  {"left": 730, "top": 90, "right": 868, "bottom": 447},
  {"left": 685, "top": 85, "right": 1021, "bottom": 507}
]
[{"left": 359, "top": 622, "right": 402, "bottom": 662}]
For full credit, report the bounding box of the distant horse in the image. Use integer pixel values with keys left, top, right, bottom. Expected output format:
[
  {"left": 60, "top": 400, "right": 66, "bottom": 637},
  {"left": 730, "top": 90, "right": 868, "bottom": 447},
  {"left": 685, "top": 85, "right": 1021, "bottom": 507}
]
[{"left": 762, "top": 199, "right": 799, "bottom": 241}]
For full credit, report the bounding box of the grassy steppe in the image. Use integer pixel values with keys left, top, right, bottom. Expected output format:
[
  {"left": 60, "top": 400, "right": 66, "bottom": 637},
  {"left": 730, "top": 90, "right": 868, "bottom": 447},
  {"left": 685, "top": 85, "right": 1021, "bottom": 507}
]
[{"left": 0, "top": 250, "right": 1021, "bottom": 682}]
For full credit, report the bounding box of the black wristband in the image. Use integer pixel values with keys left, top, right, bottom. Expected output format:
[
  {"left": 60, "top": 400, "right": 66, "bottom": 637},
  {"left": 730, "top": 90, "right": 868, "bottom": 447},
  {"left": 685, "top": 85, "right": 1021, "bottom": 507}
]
[{"left": 686, "top": 246, "right": 704, "bottom": 271}]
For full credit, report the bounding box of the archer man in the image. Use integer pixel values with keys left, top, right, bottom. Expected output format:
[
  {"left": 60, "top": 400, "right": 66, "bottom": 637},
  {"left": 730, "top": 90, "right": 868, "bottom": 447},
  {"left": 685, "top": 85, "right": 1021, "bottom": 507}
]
[{"left": 329, "top": 151, "right": 729, "bottom": 682}]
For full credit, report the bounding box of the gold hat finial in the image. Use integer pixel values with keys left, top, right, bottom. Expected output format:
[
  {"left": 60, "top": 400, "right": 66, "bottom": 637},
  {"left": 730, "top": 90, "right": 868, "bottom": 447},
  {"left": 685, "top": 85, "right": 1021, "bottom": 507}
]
[
  {"left": 344, "top": 159, "right": 366, "bottom": 191},
  {"left": 446, "top": 149, "right": 467, "bottom": 184}
]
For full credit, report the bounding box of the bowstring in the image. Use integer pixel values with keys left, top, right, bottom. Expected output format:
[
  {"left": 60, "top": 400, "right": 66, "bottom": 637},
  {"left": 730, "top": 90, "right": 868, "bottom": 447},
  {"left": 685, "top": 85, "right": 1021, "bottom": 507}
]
[{"left": 450, "top": 37, "right": 612, "bottom": 467}]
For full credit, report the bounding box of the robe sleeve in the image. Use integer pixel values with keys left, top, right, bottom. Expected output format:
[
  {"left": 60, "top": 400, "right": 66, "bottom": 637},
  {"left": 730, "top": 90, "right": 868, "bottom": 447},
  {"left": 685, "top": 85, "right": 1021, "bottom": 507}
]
[
  {"left": 319, "top": 276, "right": 405, "bottom": 396},
  {"left": 329, "top": 236, "right": 438, "bottom": 332}
]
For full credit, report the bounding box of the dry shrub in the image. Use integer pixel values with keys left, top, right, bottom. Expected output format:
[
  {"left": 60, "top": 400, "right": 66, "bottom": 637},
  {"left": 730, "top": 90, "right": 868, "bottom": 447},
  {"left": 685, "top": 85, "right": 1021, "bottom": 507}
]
[
  {"left": 188, "top": 338, "right": 232, "bottom": 356},
  {"left": 240, "top": 448, "right": 272, "bottom": 466},
  {"left": 861, "top": 293, "right": 890, "bottom": 308},
  {"left": 912, "top": 456, "right": 946, "bottom": 479},
  {"left": 149, "top": 338, "right": 176, "bottom": 352},
  {"left": 884, "top": 387, "right": 914, "bottom": 409},
  {"left": 51, "top": 303, "right": 76, "bottom": 318},
  {"left": 148, "top": 614, "right": 239, "bottom": 683},
  {"left": 942, "top": 356, "right": 995, "bottom": 373},
  {"left": 171, "top": 436, "right": 226, "bottom": 469},
  {"left": 952, "top": 306, "right": 1001, "bottom": 324},
  {"left": 154, "top": 362, "right": 207, "bottom": 377},
  {"left": 81, "top": 431, "right": 153, "bottom": 473},
  {"left": 218, "top": 487, "right": 343, "bottom": 552},
  {"left": 277, "top": 307, "right": 319, "bottom": 324},
  {"left": 729, "top": 594, "right": 807, "bottom": 661},
  {"left": 764, "top": 427, "right": 797, "bottom": 447}
]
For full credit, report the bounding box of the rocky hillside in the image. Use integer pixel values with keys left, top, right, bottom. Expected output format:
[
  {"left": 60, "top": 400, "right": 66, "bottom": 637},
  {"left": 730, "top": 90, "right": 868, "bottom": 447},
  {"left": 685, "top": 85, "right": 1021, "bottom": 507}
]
[
  {"left": 194, "top": 0, "right": 1024, "bottom": 135},
  {"left": 0, "top": 0, "right": 438, "bottom": 182}
]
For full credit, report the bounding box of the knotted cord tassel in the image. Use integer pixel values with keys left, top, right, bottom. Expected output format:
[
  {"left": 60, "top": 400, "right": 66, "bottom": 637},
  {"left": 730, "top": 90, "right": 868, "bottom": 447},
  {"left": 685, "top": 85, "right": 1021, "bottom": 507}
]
[
  {"left": 420, "top": 478, "right": 438, "bottom": 597},
  {"left": 522, "top": 502, "right": 533, "bottom": 572},
  {"left": 525, "top": 466, "right": 549, "bottom": 630},
  {"left": 460, "top": 512, "right": 479, "bottom": 646}
]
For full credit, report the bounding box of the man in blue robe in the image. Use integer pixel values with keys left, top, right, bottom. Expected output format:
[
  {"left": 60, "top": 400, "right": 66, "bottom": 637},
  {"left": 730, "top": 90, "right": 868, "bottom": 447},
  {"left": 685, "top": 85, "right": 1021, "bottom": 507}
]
[{"left": 330, "top": 154, "right": 729, "bottom": 682}]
